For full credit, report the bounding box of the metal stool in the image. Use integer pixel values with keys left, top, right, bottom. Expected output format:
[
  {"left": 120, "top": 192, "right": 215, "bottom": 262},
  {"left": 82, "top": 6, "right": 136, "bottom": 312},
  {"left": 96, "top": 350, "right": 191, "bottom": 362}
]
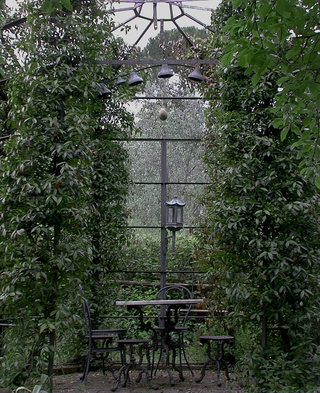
[
  {"left": 111, "top": 339, "right": 158, "bottom": 391},
  {"left": 195, "top": 335, "right": 234, "bottom": 386}
]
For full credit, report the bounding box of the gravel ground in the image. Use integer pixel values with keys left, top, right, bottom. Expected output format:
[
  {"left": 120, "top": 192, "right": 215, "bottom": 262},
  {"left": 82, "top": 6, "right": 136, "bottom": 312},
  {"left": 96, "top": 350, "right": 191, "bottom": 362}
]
[{"left": 53, "top": 369, "right": 244, "bottom": 393}]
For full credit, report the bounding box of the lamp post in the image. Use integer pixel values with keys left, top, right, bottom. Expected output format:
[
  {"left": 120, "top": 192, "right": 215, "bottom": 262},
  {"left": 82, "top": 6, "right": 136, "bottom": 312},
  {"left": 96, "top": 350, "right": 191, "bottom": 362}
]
[
  {"left": 160, "top": 139, "right": 168, "bottom": 297},
  {"left": 160, "top": 138, "right": 185, "bottom": 293}
]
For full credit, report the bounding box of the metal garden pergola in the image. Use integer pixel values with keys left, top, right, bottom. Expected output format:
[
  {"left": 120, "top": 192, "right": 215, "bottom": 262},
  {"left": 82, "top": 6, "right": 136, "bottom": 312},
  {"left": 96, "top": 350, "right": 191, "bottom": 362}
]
[{"left": 2, "top": 0, "right": 216, "bottom": 293}]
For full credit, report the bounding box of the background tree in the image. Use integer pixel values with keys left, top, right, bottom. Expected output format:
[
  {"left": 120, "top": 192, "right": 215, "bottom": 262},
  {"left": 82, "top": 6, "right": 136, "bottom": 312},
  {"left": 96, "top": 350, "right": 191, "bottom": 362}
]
[
  {"left": 127, "top": 79, "right": 207, "bottom": 230},
  {"left": 222, "top": 0, "right": 320, "bottom": 187},
  {"left": 196, "top": 1, "right": 320, "bottom": 391},
  {"left": 0, "top": 0, "right": 134, "bottom": 387}
]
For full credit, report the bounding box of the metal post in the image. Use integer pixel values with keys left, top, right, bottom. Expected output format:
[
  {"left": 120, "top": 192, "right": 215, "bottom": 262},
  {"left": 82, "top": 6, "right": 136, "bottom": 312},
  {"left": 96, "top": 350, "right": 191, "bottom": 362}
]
[{"left": 160, "top": 139, "right": 167, "bottom": 326}]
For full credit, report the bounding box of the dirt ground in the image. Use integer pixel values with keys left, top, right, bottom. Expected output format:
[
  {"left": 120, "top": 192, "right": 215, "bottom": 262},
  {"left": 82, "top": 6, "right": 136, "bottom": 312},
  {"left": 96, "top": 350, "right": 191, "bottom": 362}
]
[{"left": 53, "top": 368, "right": 244, "bottom": 393}]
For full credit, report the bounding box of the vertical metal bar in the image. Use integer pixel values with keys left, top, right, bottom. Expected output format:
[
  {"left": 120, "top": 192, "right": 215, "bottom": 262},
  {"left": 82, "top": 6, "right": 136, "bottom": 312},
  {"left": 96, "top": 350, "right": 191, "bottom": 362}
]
[
  {"left": 153, "top": 2, "right": 157, "bottom": 29},
  {"left": 160, "top": 139, "right": 167, "bottom": 326}
]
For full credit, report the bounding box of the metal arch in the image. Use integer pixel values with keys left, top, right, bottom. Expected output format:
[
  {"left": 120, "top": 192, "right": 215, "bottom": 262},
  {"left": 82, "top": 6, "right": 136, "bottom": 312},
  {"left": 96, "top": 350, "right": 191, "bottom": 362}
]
[
  {"left": 2, "top": 1, "right": 214, "bottom": 47},
  {"left": 110, "top": 0, "right": 214, "bottom": 46}
]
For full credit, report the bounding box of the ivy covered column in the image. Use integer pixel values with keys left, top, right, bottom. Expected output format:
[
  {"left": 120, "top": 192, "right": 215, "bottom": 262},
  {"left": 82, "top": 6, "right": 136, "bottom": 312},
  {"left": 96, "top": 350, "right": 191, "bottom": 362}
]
[
  {"left": 196, "top": 1, "right": 320, "bottom": 391},
  {"left": 0, "top": 0, "right": 133, "bottom": 387}
]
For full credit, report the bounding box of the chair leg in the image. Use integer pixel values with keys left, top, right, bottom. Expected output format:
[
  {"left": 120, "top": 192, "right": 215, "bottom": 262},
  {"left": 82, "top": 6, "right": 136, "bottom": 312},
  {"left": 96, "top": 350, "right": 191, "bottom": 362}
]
[
  {"left": 181, "top": 332, "right": 194, "bottom": 376},
  {"left": 81, "top": 351, "right": 91, "bottom": 383},
  {"left": 151, "top": 347, "right": 156, "bottom": 376},
  {"left": 154, "top": 346, "right": 163, "bottom": 376}
]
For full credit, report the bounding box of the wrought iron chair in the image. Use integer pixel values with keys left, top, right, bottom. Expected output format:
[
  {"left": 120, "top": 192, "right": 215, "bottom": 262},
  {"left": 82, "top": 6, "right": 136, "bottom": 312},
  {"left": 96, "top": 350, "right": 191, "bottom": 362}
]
[
  {"left": 79, "top": 286, "right": 126, "bottom": 383},
  {"left": 152, "top": 284, "right": 194, "bottom": 384}
]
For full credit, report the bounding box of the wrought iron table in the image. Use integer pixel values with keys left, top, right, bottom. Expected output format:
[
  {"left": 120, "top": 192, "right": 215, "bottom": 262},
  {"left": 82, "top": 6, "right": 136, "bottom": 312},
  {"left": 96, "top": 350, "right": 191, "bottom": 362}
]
[
  {"left": 116, "top": 298, "right": 204, "bottom": 385},
  {"left": 195, "top": 335, "right": 234, "bottom": 386},
  {"left": 111, "top": 338, "right": 158, "bottom": 391}
]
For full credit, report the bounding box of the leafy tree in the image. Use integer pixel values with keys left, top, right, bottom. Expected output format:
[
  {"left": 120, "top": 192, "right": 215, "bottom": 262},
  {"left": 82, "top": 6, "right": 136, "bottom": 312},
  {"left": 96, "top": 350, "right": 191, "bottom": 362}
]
[
  {"left": 0, "top": 0, "right": 134, "bottom": 387},
  {"left": 222, "top": 0, "right": 320, "bottom": 187},
  {"left": 196, "top": 1, "right": 320, "bottom": 391},
  {"left": 142, "top": 26, "right": 208, "bottom": 60}
]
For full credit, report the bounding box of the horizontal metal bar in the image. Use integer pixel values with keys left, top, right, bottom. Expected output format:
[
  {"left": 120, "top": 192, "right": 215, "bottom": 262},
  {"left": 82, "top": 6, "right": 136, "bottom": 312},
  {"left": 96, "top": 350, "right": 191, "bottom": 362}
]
[
  {"left": 102, "top": 314, "right": 215, "bottom": 320},
  {"left": 133, "top": 96, "right": 209, "bottom": 100},
  {"left": 128, "top": 226, "right": 205, "bottom": 229},
  {"left": 112, "top": 0, "right": 212, "bottom": 4},
  {"left": 106, "top": 270, "right": 205, "bottom": 274},
  {"left": 89, "top": 59, "right": 218, "bottom": 66},
  {"left": 134, "top": 182, "right": 208, "bottom": 185},
  {"left": 113, "top": 138, "right": 202, "bottom": 141},
  {"left": 2, "top": 17, "right": 27, "bottom": 30}
]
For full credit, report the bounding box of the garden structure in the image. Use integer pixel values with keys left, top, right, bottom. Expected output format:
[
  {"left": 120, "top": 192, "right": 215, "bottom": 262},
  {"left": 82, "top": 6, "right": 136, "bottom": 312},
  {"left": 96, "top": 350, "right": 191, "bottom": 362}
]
[{"left": 1, "top": 0, "right": 320, "bottom": 393}]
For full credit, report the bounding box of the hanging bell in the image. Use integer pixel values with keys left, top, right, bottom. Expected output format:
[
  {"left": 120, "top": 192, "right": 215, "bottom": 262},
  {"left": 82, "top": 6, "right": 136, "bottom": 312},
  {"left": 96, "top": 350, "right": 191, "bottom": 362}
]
[
  {"left": 128, "top": 71, "right": 143, "bottom": 86},
  {"left": 158, "top": 64, "right": 174, "bottom": 79},
  {"left": 187, "top": 68, "right": 203, "bottom": 82},
  {"left": 116, "top": 76, "right": 126, "bottom": 86},
  {"left": 97, "top": 83, "right": 112, "bottom": 98}
]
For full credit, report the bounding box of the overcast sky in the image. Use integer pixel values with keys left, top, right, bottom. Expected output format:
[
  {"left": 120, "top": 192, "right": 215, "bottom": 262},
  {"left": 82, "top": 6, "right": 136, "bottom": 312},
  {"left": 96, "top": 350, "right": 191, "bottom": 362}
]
[{"left": 6, "top": 0, "right": 221, "bottom": 48}]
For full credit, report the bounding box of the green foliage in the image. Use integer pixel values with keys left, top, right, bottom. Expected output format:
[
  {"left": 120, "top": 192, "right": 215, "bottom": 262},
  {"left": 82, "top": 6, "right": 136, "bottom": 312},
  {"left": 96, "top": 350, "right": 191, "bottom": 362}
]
[
  {"left": 195, "top": 1, "right": 320, "bottom": 391},
  {"left": 0, "top": 0, "right": 134, "bottom": 386},
  {"left": 15, "top": 374, "right": 48, "bottom": 393},
  {"left": 222, "top": 0, "right": 320, "bottom": 187},
  {"left": 118, "top": 232, "right": 200, "bottom": 284},
  {"left": 42, "top": 0, "right": 72, "bottom": 13},
  {"left": 142, "top": 26, "right": 208, "bottom": 60}
]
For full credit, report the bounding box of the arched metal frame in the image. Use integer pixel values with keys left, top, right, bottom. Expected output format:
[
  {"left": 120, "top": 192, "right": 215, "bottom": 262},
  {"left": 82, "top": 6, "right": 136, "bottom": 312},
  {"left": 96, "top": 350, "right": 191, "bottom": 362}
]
[{"left": 110, "top": 0, "right": 214, "bottom": 47}]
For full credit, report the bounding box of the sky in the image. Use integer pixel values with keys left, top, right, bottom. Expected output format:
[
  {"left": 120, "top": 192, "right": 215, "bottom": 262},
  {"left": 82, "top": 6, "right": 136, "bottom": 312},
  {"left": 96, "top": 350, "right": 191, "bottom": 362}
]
[{"left": 6, "top": 0, "right": 222, "bottom": 48}]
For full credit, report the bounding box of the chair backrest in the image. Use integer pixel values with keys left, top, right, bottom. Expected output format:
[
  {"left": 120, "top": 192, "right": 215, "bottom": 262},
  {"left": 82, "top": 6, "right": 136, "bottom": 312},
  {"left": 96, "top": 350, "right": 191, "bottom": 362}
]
[
  {"left": 79, "top": 285, "right": 92, "bottom": 335},
  {"left": 155, "top": 285, "right": 193, "bottom": 329},
  {"left": 81, "top": 295, "right": 92, "bottom": 335}
]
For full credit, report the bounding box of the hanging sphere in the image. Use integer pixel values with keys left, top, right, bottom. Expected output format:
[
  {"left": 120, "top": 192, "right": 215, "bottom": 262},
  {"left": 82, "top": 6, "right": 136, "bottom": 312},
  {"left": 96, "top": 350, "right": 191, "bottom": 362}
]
[{"left": 159, "top": 108, "right": 168, "bottom": 121}]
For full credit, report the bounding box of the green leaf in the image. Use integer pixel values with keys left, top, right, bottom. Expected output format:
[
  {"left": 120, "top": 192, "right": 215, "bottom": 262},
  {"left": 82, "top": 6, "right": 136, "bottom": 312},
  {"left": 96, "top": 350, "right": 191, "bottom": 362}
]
[
  {"left": 277, "top": 76, "right": 290, "bottom": 84},
  {"left": 42, "top": 0, "right": 55, "bottom": 13},
  {"left": 314, "top": 175, "right": 320, "bottom": 189},
  {"left": 280, "top": 128, "right": 289, "bottom": 141},
  {"left": 272, "top": 118, "right": 283, "bottom": 128},
  {"left": 232, "top": 0, "right": 242, "bottom": 8},
  {"left": 275, "top": 0, "right": 290, "bottom": 18},
  {"left": 61, "top": 0, "right": 73, "bottom": 12},
  {"left": 258, "top": 4, "right": 272, "bottom": 18},
  {"left": 221, "top": 51, "right": 234, "bottom": 67},
  {"left": 302, "top": 0, "right": 317, "bottom": 5},
  {"left": 251, "top": 73, "right": 260, "bottom": 87}
]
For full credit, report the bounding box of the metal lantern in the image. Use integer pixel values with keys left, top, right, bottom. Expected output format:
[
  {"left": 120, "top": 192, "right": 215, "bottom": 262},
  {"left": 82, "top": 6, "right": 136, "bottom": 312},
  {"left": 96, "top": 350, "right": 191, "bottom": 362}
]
[
  {"left": 165, "top": 197, "right": 185, "bottom": 255},
  {"left": 165, "top": 197, "right": 185, "bottom": 232}
]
